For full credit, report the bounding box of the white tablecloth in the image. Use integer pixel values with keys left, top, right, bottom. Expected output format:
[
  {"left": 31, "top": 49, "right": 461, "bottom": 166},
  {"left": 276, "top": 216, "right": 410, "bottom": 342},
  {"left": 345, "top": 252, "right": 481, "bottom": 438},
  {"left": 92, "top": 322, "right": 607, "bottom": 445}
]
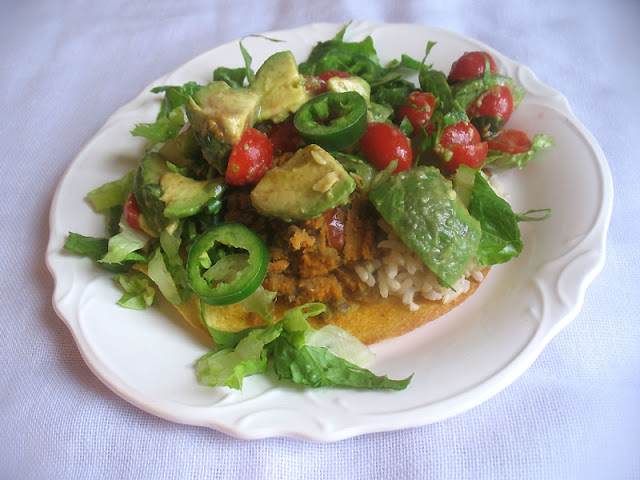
[{"left": 1, "top": 1, "right": 638, "bottom": 478}]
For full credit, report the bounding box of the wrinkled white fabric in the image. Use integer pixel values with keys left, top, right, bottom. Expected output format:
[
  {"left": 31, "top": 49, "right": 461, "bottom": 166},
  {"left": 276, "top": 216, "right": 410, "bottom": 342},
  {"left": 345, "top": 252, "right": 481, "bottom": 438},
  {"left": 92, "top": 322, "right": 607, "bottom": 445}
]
[{"left": 1, "top": 1, "right": 638, "bottom": 478}]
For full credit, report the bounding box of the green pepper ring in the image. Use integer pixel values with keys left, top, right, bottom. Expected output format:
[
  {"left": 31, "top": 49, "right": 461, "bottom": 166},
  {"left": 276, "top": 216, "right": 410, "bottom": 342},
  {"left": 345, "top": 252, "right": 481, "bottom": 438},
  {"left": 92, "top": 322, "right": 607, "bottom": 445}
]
[
  {"left": 293, "top": 91, "right": 368, "bottom": 151},
  {"left": 186, "top": 223, "right": 269, "bottom": 306}
]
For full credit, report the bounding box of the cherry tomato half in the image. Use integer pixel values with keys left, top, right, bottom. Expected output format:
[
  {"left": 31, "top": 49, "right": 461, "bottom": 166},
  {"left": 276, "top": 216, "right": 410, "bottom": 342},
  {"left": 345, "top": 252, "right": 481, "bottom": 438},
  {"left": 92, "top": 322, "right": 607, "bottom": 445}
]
[
  {"left": 439, "top": 121, "right": 488, "bottom": 173},
  {"left": 317, "top": 70, "right": 352, "bottom": 83},
  {"left": 124, "top": 192, "right": 142, "bottom": 231},
  {"left": 448, "top": 51, "right": 498, "bottom": 82},
  {"left": 487, "top": 129, "right": 532, "bottom": 154},
  {"left": 397, "top": 92, "right": 436, "bottom": 135},
  {"left": 225, "top": 128, "right": 274, "bottom": 186},
  {"left": 467, "top": 85, "right": 514, "bottom": 123},
  {"left": 266, "top": 117, "right": 303, "bottom": 155},
  {"left": 359, "top": 122, "right": 413, "bottom": 174}
]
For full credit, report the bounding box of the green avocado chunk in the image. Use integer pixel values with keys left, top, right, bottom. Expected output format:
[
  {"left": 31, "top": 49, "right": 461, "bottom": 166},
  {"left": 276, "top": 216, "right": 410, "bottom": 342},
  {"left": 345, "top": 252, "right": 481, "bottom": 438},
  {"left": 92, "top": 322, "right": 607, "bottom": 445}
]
[
  {"left": 250, "top": 51, "right": 310, "bottom": 123},
  {"left": 186, "top": 81, "right": 259, "bottom": 144},
  {"left": 133, "top": 153, "right": 171, "bottom": 236},
  {"left": 369, "top": 166, "right": 481, "bottom": 287},
  {"left": 157, "top": 125, "right": 203, "bottom": 169},
  {"left": 250, "top": 145, "right": 356, "bottom": 222},
  {"left": 160, "top": 173, "right": 225, "bottom": 220},
  {"left": 133, "top": 153, "right": 226, "bottom": 235}
]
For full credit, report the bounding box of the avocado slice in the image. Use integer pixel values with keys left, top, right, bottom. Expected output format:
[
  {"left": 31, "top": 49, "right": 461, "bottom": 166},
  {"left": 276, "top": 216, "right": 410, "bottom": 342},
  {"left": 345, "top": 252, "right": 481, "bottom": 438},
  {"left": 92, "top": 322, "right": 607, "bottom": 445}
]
[
  {"left": 133, "top": 153, "right": 171, "bottom": 236},
  {"left": 327, "top": 75, "right": 371, "bottom": 103},
  {"left": 157, "top": 124, "right": 203, "bottom": 170},
  {"left": 133, "top": 153, "right": 227, "bottom": 235},
  {"left": 185, "top": 81, "right": 259, "bottom": 176},
  {"left": 186, "top": 81, "right": 259, "bottom": 145},
  {"left": 250, "top": 145, "right": 356, "bottom": 222},
  {"left": 250, "top": 51, "right": 310, "bottom": 123},
  {"left": 160, "top": 173, "right": 225, "bottom": 220}
]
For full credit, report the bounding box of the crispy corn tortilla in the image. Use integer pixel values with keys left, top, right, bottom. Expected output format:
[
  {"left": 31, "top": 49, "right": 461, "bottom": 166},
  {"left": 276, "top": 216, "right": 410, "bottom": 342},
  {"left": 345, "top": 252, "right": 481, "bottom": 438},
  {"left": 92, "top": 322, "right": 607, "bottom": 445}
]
[{"left": 170, "top": 273, "right": 486, "bottom": 345}]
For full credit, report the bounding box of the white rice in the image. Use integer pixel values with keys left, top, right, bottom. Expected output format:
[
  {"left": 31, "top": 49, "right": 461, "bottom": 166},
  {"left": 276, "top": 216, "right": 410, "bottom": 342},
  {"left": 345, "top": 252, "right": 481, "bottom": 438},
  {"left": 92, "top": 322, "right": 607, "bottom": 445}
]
[{"left": 355, "top": 222, "right": 485, "bottom": 312}]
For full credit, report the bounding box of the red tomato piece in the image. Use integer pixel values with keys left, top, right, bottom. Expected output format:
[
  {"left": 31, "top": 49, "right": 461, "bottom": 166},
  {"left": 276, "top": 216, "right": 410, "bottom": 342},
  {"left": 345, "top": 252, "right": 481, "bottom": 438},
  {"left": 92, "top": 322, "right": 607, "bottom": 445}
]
[
  {"left": 448, "top": 51, "right": 498, "bottom": 82},
  {"left": 322, "top": 208, "right": 345, "bottom": 250},
  {"left": 440, "top": 121, "right": 482, "bottom": 145},
  {"left": 443, "top": 143, "right": 489, "bottom": 173},
  {"left": 487, "top": 129, "right": 532, "bottom": 154},
  {"left": 467, "top": 85, "right": 514, "bottom": 123},
  {"left": 359, "top": 122, "right": 413, "bottom": 174},
  {"left": 439, "top": 121, "right": 488, "bottom": 173},
  {"left": 304, "top": 71, "right": 352, "bottom": 95},
  {"left": 317, "top": 70, "right": 352, "bottom": 82},
  {"left": 303, "top": 75, "right": 326, "bottom": 95},
  {"left": 266, "top": 118, "right": 303, "bottom": 154},
  {"left": 397, "top": 92, "right": 436, "bottom": 135},
  {"left": 225, "top": 128, "right": 274, "bottom": 186},
  {"left": 125, "top": 192, "right": 142, "bottom": 231}
]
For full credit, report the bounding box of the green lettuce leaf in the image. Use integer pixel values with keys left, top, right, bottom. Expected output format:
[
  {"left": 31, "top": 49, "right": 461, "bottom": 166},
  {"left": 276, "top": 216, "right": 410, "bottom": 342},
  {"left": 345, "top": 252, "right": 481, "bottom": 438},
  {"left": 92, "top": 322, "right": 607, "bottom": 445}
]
[
  {"left": 113, "top": 272, "right": 156, "bottom": 310},
  {"left": 485, "top": 134, "right": 555, "bottom": 170},
  {"left": 99, "top": 224, "right": 148, "bottom": 265},
  {"left": 213, "top": 66, "right": 246, "bottom": 88},
  {"left": 239, "top": 286, "right": 277, "bottom": 324},
  {"left": 452, "top": 164, "right": 477, "bottom": 208},
  {"left": 196, "top": 323, "right": 283, "bottom": 389},
  {"left": 298, "top": 24, "right": 382, "bottom": 83},
  {"left": 369, "top": 166, "right": 481, "bottom": 288},
  {"left": 151, "top": 81, "right": 202, "bottom": 119},
  {"left": 86, "top": 171, "right": 135, "bottom": 212},
  {"left": 159, "top": 227, "right": 188, "bottom": 291},
  {"left": 147, "top": 247, "right": 184, "bottom": 305},
  {"left": 419, "top": 68, "right": 468, "bottom": 126},
  {"left": 272, "top": 338, "right": 412, "bottom": 390},
  {"left": 195, "top": 302, "right": 412, "bottom": 391},
  {"left": 64, "top": 233, "right": 109, "bottom": 262},
  {"left": 131, "top": 107, "right": 186, "bottom": 143},
  {"left": 468, "top": 171, "right": 523, "bottom": 265},
  {"left": 64, "top": 232, "right": 145, "bottom": 273},
  {"left": 305, "top": 325, "right": 374, "bottom": 368}
]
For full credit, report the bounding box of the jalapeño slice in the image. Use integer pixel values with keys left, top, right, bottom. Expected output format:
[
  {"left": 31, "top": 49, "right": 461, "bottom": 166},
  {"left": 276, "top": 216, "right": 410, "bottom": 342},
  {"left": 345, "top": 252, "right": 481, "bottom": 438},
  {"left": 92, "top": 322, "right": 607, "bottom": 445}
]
[
  {"left": 186, "top": 223, "right": 269, "bottom": 306},
  {"left": 293, "top": 91, "right": 367, "bottom": 151}
]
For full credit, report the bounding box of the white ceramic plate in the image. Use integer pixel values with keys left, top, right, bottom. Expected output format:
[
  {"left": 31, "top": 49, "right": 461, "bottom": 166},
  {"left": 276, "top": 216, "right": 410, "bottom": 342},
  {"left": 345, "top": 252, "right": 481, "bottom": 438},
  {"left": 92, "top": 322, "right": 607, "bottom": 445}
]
[{"left": 46, "top": 22, "right": 612, "bottom": 441}]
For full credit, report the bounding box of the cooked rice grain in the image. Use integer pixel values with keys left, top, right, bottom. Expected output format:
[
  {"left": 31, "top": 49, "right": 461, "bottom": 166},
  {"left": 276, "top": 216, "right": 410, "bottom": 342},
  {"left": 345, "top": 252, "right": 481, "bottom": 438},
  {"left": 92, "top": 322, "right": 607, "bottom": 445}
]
[{"left": 359, "top": 223, "right": 484, "bottom": 310}]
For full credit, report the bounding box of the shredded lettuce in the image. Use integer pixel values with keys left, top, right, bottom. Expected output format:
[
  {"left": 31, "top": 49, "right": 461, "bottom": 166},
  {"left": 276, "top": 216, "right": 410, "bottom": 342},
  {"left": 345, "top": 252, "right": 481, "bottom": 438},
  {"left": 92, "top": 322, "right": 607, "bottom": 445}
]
[
  {"left": 147, "top": 247, "right": 183, "bottom": 305},
  {"left": 239, "top": 286, "right": 277, "bottom": 324},
  {"left": 151, "top": 82, "right": 202, "bottom": 119},
  {"left": 272, "top": 340, "right": 411, "bottom": 390},
  {"left": 114, "top": 272, "right": 156, "bottom": 310},
  {"left": 305, "top": 325, "right": 374, "bottom": 368},
  {"left": 64, "top": 232, "right": 145, "bottom": 273},
  {"left": 196, "top": 323, "right": 283, "bottom": 389},
  {"left": 213, "top": 66, "right": 246, "bottom": 88},
  {"left": 64, "top": 233, "right": 110, "bottom": 262},
  {"left": 131, "top": 107, "right": 186, "bottom": 143},
  {"left": 99, "top": 223, "right": 148, "bottom": 265},
  {"left": 159, "top": 228, "right": 188, "bottom": 289},
  {"left": 468, "top": 171, "right": 523, "bottom": 265},
  {"left": 196, "top": 302, "right": 412, "bottom": 391},
  {"left": 87, "top": 171, "right": 135, "bottom": 212},
  {"left": 130, "top": 82, "right": 202, "bottom": 142},
  {"left": 485, "top": 134, "right": 556, "bottom": 170}
]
